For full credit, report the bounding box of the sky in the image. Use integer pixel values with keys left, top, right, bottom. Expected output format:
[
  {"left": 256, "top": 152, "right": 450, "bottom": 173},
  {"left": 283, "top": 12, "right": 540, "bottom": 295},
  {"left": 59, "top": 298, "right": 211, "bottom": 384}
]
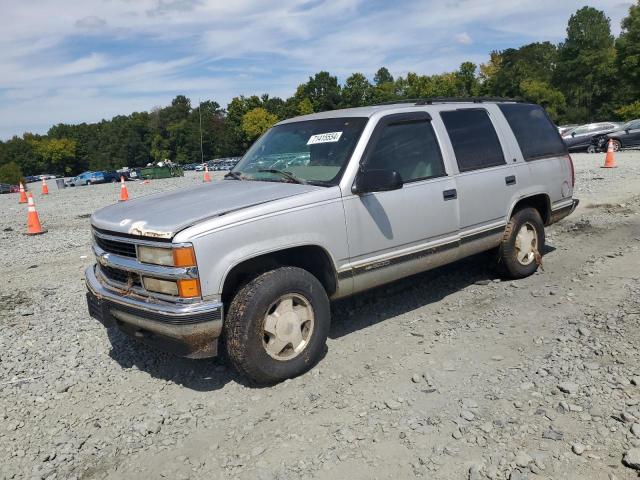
[{"left": 0, "top": 0, "right": 633, "bottom": 139}]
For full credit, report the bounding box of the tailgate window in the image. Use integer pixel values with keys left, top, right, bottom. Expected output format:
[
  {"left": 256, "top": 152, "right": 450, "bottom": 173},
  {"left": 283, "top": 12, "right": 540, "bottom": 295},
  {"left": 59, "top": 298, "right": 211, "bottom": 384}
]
[{"left": 499, "top": 103, "right": 567, "bottom": 161}]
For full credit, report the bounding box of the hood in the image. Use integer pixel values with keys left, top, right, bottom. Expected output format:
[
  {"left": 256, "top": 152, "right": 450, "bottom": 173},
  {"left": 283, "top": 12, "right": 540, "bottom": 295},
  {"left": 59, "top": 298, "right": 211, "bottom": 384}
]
[{"left": 91, "top": 180, "right": 320, "bottom": 239}]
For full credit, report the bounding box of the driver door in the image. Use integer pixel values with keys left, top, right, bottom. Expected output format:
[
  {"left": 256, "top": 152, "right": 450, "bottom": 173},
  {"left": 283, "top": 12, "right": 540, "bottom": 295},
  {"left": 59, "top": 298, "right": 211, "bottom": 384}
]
[{"left": 341, "top": 112, "right": 459, "bottom": 293}]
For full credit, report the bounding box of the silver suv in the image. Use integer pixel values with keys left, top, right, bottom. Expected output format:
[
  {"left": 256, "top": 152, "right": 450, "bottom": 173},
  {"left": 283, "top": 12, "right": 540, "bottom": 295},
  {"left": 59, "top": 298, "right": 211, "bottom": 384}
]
[{"left": 86, "top": 99, "right": 578, "bottom": 384}]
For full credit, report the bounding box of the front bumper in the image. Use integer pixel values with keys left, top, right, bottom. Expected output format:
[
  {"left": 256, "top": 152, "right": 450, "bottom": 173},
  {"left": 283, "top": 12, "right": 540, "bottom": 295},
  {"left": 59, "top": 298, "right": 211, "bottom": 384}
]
[{"left": 85, "top": 265, "right": 223, "bottom": 358}]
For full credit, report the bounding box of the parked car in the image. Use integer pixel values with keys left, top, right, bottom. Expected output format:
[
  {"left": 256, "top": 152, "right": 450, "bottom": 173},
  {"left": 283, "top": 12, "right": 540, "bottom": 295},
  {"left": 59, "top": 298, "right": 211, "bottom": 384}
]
[
  {"left": 86, "top": 99, "right": 578, "bottom": 384},
  {"left": 66, "top": 172, "right": 95, "bottom": 186},
  {"left": 0, "top": 183, "right": 11, "bottom": 194},
  {"left": 561, "top": 122, "right": 622, "bottom": 153},
  {"left": 194, "top": 164, "right": 205, "bottom": 171},
  {"left": 558, "top": 124, "right": 579, "bottom": 135},
  {"left": 602, "top": 118, "right": 640, "bottom": 151}
]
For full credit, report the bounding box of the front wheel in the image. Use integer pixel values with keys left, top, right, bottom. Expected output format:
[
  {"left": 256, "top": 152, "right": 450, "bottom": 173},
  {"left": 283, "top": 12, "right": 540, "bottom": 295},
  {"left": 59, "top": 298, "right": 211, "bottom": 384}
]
[
  {"left": 223, "top": 267, "right": 330, "bottom": 384},
  {"left": 498, "top": 207, "right": 545, "bottom": 279},
  {"left": 587, "top": 145, "right": 596, "bottom": 154}
]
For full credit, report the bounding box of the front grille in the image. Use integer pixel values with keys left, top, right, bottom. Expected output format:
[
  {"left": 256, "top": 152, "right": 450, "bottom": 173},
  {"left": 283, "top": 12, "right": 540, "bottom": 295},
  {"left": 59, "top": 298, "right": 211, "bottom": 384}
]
[
  {"left": 94, "top": 234, "right": 137, "bottom": 258},
  {"left": 99, "top": 264, "right": 142, "bottom": 287}
]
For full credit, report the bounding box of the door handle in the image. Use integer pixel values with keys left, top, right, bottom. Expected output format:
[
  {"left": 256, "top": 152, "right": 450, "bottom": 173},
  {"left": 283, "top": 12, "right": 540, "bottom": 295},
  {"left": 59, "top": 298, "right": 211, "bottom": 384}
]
[
  {"left": 505, "top": 175, "right": 516, "bottom": 186},
  {"left": 443, "top": 189, "right": 457, "bottom": 200}
]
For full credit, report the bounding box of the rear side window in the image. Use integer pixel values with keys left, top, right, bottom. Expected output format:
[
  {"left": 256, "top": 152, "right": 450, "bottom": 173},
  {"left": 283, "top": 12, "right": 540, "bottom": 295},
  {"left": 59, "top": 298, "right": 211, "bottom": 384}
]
[
  {"left": 366, "top": 120, "right": 446, "bottom": 182},
  {"left": 440, "top": 109, "right": 505, "bottom": 172},
  {"left": 499, "top": 104, "right": 567, "bottom": 161}
]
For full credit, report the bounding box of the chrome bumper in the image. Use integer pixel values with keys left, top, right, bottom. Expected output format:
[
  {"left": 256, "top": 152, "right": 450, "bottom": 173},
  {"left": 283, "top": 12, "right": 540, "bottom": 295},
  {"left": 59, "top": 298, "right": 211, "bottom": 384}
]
[{"left": 85, "top": 265, "right": 223, "bottom": 358}]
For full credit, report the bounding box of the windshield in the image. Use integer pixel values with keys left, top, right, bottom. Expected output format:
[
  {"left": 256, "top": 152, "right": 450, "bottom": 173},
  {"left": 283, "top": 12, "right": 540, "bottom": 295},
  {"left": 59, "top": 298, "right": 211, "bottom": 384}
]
[{"left": 232, "top": 117, "right": 368, "bottom": 185}]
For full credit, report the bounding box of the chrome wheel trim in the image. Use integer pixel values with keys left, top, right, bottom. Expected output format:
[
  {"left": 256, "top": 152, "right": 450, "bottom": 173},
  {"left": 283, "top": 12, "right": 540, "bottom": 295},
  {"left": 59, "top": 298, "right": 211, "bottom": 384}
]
[
  {"left": 515, "top": 222, "right": 537, "bottom": 266},
  {"left": 262, "top": 294, "right": 314, "bottom": 361}
]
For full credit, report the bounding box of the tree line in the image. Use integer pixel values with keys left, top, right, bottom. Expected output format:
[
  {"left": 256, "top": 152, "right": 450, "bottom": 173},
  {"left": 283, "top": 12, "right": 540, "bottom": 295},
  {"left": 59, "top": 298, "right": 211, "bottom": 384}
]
[{"left": 1, "top": 4, "right": 639, "bottom": 184}]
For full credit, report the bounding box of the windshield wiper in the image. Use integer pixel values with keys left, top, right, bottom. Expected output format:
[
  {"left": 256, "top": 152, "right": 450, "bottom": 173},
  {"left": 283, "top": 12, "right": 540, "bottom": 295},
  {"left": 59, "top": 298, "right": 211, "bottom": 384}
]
[
  {"left": 258, "top": 169, "right": 307, "bottom": 185},
  {"left": 224, "top": 171, "right": 244, "bottom": 181}
]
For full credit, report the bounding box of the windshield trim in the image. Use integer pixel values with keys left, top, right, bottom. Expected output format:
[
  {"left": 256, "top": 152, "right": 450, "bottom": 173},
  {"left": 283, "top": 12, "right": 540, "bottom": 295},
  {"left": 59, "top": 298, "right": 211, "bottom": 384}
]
[{"left": 231, "top": 117, "right": 369, "bottom": 187}]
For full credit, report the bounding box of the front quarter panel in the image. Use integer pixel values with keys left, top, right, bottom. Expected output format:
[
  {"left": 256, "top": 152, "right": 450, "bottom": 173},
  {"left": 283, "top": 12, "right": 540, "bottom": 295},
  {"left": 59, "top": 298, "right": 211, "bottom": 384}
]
[{"left": 175, "top": 186, "right": 349, "bottom": 298}]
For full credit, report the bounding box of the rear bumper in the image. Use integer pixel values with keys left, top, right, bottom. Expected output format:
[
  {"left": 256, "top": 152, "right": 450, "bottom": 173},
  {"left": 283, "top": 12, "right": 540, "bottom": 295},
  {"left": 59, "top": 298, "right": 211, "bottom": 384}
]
[
  {"left": 85, "top": 265, "right": 223, "bottom": 358},
  {"left": 550, "top": 199, "right": 579, "bottom": 224}
]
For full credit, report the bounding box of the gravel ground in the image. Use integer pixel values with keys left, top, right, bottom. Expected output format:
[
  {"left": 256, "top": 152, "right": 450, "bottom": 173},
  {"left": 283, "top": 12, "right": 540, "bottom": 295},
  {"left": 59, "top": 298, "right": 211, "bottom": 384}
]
[{"left": 1, "top": 152, "right": 640, "bottom": 480}]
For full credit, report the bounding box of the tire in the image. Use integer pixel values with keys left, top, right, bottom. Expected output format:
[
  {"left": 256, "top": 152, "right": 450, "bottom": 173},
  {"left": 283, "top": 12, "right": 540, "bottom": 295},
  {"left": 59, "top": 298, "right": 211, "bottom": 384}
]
[
  {"left": 223, "top": 266, "right": 330, "bottom": 384},
  {"left": 498, "top": 207, "right": 545, "bottom": 279},
  {"left": 587, "top": 145, "right": 596, "bottom": 154}
]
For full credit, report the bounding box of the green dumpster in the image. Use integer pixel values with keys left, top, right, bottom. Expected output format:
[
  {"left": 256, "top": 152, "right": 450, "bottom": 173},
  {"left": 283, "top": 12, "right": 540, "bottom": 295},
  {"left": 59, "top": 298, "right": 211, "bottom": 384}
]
[{"left": 139, "top": 165, "right": 184, "bottom": 180}]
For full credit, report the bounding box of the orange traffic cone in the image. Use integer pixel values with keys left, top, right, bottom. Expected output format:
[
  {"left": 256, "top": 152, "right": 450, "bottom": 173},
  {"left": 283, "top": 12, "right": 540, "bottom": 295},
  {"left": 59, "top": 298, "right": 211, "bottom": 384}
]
[
  {"left": 26, "top": 193, "right": 46, "bottom": 235},
  {"left": 203, "top": 165, "right": 211, "bottom": 183},
  {"left": 18, "top": 182, "right": 27, "bottom": 203},
  {"left": 602, "top": 139, "right": 616, "bottom": 168},
  {"left": 118, "top": 176, "right": 129, "bottom": 201},
  {"left": 41, "top": 178, "right": 49, "bottom": 195}
]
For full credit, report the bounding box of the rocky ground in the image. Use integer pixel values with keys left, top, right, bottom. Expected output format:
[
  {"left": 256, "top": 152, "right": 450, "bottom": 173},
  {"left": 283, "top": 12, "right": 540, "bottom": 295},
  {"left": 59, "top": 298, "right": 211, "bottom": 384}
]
[{"left": 1, "top": 152, "right": 640, "bottom": 480}]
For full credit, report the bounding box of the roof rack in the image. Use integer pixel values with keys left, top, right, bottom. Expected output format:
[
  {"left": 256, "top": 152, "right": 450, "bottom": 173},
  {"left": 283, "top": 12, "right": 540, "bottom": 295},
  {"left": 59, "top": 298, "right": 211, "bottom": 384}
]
[{"left": 374, "top": 97, "right": 524, "bottom": 106}]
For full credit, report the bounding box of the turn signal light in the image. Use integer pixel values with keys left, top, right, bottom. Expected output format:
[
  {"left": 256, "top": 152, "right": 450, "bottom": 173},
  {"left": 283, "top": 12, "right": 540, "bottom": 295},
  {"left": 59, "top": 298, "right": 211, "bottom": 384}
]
[
  {"left": 173, "top": 247, "right": 197, "bottom": 267},
  {"left": 177, "top": 278, "right": 201, "bottom": 298}
]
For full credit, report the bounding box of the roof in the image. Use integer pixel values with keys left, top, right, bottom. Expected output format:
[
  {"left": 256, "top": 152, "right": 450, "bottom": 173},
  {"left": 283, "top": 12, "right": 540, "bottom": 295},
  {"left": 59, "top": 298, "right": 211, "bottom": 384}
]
[{"left": 276, "top": 98, "right": 524, "bottom": 125}]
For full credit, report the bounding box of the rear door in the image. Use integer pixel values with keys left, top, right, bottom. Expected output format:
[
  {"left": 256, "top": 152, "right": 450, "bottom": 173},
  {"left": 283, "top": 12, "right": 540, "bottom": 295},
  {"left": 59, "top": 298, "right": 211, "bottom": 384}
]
[{"left": 439, "top": 107, "right": 515, "bottom": 239}]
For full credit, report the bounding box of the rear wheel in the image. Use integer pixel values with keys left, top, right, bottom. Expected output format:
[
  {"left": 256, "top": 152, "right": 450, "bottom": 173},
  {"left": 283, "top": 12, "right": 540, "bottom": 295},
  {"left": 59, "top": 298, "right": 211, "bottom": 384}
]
[
  {"left": 498, "top": 207, "right": 545, "bottom": 279},
  {"left": 587, "top": 145, "right": 596, "bottom": 154},
  {"left": 223, "top": 267, "right": 330, "bottom": 384}
]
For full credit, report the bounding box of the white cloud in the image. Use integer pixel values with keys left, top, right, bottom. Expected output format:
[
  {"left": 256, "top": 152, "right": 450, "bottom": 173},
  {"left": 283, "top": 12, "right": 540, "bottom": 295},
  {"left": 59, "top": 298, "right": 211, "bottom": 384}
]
[
  {"left": 0, "top": 0, "right": 632, "bottom": 139},
  {"left": 455, "top": 32, "right": 473, "bottom": 45}
]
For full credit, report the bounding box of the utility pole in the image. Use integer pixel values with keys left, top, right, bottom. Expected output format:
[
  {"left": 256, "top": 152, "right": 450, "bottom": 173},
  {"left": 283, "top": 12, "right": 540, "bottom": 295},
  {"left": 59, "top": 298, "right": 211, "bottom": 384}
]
[{"left": 198, "top": 99, "right": 204, "bottom": 165}]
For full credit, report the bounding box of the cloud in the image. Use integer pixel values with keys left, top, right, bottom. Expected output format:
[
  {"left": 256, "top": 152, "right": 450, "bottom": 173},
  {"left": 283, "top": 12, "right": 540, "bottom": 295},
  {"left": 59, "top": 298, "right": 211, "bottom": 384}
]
[
  {"left": 455, "top": 32, "right": 473, "bottom": 45},
  {"left": 0, "top": 0, "right": 632, "bottom": 139},
  {"left": 75, "top": 16, "right": 107, "bottom": 29}
]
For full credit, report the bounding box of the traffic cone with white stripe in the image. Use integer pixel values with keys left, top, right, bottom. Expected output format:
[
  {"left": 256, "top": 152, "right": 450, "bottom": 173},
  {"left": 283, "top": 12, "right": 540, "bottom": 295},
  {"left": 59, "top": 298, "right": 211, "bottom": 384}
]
[
  {"left": 118, "top": 176, "right": 129, "bottom": 201},
  {"left": 203, "top": 165, "right": 211, "bottom": 183},
  {"left": 26, "top": 193, "right": 46, "bottom": 235},
  {"left": 601, "top": 139, "right": 616, "bottom": 168},
  {"left": 18, "top": 182, "right": 27, "bottom": 203},
  {"left": 41, "top": 178, "right": 49, "bottom": 195}
]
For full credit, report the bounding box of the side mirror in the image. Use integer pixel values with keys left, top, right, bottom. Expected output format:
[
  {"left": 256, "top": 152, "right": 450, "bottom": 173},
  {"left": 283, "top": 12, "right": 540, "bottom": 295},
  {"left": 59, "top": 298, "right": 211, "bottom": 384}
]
[
  {"left": 353, "top": 169, "right": 403, "bottom": 194},
  {"left": 571, "top": 132, "right": 576, "bottom": 137},
  {"left": 625, "top": 129, "right": 630, "bottom": 134}
]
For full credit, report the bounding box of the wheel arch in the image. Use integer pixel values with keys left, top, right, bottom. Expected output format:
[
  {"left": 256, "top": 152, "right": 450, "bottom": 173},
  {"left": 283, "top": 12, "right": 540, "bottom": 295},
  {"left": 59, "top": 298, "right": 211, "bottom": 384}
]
[
  {"left": 220, "top": 244, "right": 338, "bottom": 306},
  {"left": 508, "top": 193, "right": 552, "bottom": 225}
]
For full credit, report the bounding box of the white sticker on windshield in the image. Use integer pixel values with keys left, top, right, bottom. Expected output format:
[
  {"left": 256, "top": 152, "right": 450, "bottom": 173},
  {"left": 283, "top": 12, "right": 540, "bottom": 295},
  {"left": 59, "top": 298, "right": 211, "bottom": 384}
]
[{"left": 307, "top": 131, "right": 343, "bottom": 145}]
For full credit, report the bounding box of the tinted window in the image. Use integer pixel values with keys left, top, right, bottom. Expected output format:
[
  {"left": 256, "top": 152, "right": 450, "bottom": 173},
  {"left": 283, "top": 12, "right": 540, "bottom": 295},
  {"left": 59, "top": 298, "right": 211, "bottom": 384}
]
[
  {"left": 440, "top": 109, "right": 505, "bottom": 172},
  {"left": 366, "top": 120, "right": 445, "bottom": 182},
  {"left": 499, "top": 104, "right": 567, "bottom": 161}
]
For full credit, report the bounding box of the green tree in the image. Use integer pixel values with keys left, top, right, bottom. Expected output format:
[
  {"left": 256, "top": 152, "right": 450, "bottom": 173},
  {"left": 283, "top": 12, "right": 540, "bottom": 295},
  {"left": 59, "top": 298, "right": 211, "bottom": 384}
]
[
  {"left": 520, "top": 79, "right": 566, "bottom": 121},
  {"left": 455, "top": 62, "right": 479, "bottom": 96},
  {"left": 32, "top": 138, "right": 76, "bottom": 174},
  {"left": 374, "top": 67, "right": 394, "bottom": 86},
  {"left": 297, "top": 98, "right": 314, "bottom": 115},
  {"left": 615, "top": 101, "right": 640, "bottom": 120},
  {"left": 489, "top": 42, "right": 558, "bottom": 98},
  {"left": 241, "top": 108, "right": 278, "bottom": 141},
  {"left": 0, "top": 161, "right": 24, "bottom": 184},
  {"left": 555, "top": 7, "right": 615, "bottom": 122},
  {"left": 341, "top": 73, "right": 373, "bottom": 107},
  {"left": 296, "top": 71, "right": 341, "bottom": 112},
  {"left": 616, "top": 1, "right": 640, "bottom": 99}
]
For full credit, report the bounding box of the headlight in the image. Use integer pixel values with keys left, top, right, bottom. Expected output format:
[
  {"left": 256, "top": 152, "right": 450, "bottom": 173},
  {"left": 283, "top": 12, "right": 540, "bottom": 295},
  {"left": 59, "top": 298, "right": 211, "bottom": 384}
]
[
  {"left": 143, "top": 277, "right": 179, "bottom": 296},
  {"left": 137, "top": 245, "right": 196, "bottom": 267}
]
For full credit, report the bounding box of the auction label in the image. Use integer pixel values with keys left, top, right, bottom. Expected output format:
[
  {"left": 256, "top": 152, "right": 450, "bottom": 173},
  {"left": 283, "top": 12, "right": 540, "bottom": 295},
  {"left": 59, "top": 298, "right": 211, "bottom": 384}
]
[{"left": 307, "top": 131, "right": 343, "bottom": 145}]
